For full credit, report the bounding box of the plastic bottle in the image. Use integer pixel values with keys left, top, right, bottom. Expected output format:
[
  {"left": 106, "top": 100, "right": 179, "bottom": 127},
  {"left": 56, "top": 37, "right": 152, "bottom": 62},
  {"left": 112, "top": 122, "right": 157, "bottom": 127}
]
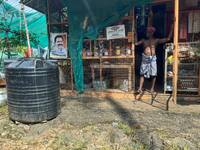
[
  {"left": 104, "top": 48, "right": 109, "bottom": 56},
  {"left": 99, "top": 48, "right": 103, "bottom": 56},
  {"left": 94, "top": 47, "right": 99, "bottom": 56},
  {"left": 86, "top": 50, "right": 90, "bottom": 57},
  {"left": 126, "top": 46, "right": 131, "bottom": 55},
  {"left": 120, "top": 47, "right": 125, "bottom": 55},
  {"left": 116, "top": 46, "right": 120, "bottom": 56},
  {"left": 108, "top": 49, "right": 113, "bottom": 56},
  {"left": 82, "top": 48, "right": 86, "bottom": 57}
]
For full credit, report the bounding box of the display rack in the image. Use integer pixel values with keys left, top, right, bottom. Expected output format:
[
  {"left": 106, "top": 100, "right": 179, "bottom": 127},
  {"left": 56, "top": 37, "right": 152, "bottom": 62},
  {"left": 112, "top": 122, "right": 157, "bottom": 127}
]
[
  {"left": 81, "top": 10, "right": 135, "bottom": 92},
  {"left": 164, "top": 42, "right": 200, "bottom": 94},
  {"left": 52, "top": 6, "right": 136, "bottom": 93}
]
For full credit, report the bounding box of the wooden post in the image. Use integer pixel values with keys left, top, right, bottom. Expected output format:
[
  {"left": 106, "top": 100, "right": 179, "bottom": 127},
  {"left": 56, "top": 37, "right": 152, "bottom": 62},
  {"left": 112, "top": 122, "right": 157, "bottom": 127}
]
[
  {"left": 47, "top": 0, "right": 51, "bottom": 59},
  {"left": 6, "top": 31, "right": 10, "bottom": 59},
  {"left": 90, "top": 40, "right": 92, "bottom": 57},
  {"left": 71, "top": 60, "right": 73, "bottom": 90},
  {"left": 132, "top": 7, "right": 135, "bottom": 92},
  {"left": 109, "top": 40, "right": 111, "bottom": 56},
  {"left": 199, "top": 59, "right": 200, "bottom": 95},
  {"left": 47, "top": 0, "right": 51, "bottom": 33},
  {"left": 91, "top": 65, "right": 95, "bottom": 90},
  {"left": 21, "top": 4, "right": 31, "bottom": 57},
  {"left": 100, "top": 58, "right": 102, "bottom": 91},
  {"left": 43, "top": 4, "right": 50, "bottom": 59},
  {"left": 172, "top": 0, "right": 179, "bottom": 104}
]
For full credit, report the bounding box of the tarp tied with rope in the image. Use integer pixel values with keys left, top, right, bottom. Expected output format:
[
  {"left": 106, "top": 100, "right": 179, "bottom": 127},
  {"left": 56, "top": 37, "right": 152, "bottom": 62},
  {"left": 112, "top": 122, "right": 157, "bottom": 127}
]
[
  {"left": 58, "top": 0, "right": 155, "bottom": 93},
  {"left": 0, "top": 1, "right": 48, "bottom": 48}
]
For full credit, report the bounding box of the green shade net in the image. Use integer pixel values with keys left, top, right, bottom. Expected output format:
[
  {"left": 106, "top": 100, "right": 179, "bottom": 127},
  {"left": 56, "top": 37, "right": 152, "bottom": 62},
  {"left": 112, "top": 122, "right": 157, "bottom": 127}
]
[
  {"left": 59, "top": 0, "right": 155, "bottom": 93},
  {"left": 0, "top": 1, "right": 48, "bottom": 48},
  {"left": 0, "top": 51, "right": 23, "bottom": 75}
]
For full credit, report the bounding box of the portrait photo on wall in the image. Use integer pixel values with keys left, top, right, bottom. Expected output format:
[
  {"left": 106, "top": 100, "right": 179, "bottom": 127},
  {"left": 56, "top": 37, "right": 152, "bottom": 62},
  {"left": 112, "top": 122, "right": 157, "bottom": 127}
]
[{"left": 50, "top": 33, "right": 68, "bottom": 59}]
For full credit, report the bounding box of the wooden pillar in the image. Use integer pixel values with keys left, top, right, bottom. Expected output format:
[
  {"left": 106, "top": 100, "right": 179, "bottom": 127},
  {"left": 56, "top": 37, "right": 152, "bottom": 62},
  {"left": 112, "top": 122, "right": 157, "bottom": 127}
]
[
  {"left": 71, "top": 61, "right": 74, "bottom": 90},
  {"left": 172, "top": 0, "right": 179, "bottom": 104},
  {"left": 132, "top": 7, "right": 135, "bottom": 92},
  {"left": 90, "top": 40, "right": 92, "bottom": 57},
  {"left": 47, "top": 0, "right": 51, "bottom": 33},
  {"left": 109, "top": 40, "right": 111, "bottom": 56},
  {"left": 47, "top": 0, "right": 51, "bottom": 59},
  {"left": 100, "top": 58, "right": 102, "bottom": 91},
  {"left": 199, "top": 59, "right": 200, "bottom": 95}
]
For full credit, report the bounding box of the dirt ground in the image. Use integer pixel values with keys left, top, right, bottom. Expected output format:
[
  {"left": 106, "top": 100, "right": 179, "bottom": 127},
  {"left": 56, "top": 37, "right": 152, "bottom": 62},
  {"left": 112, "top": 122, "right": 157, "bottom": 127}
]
[{"left": 0, "top": 87, "right": 200, "bottom": 150}]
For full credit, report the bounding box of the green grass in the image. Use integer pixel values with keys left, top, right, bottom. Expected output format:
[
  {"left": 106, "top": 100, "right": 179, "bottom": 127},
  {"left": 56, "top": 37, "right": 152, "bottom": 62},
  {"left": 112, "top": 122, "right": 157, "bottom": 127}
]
[
  {"left": 164, "top": 143, "right": 192, "bottom": 150},
  {"left": 49, "top": 137, "right": 68, "bottom": 150},
  {"left": 101, "top": 145, "right": 114, "bottom": 150},
  {"left": 88, "top": 121, "right": 94, "bottom": 125},
  {"left": 109, "top": 131, "right": 115, "bottom": 143},
  {"left": 190, "top": 112, "right": 198, "bottom": 115},
  {"left": 118, "top": 122, "right": 135, "bottom": 136},
  {"left": 72, "top": 140, "right": 87, "bottom": 150},
  {"left": 155, "top": 127, "right": 169, "bottom": 140},
  {"left": 0, "top": 105, "right": 8, "bottom": 115}
]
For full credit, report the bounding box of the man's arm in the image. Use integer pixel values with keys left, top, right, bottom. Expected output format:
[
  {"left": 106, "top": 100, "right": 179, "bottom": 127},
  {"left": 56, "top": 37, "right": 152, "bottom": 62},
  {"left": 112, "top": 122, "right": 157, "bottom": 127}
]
[
  {"left": 134, "top": 29, "right": 144, "bottom": 45},
  {"left": 157, "top": 24, "right": 173, "bottom": 44},
  {"left": 135, "top": 39, "right": 144, "bottom": 45}
]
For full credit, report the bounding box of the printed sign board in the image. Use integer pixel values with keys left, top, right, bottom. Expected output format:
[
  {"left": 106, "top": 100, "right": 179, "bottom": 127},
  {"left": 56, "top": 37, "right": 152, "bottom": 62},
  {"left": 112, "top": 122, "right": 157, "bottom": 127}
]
[{"left": 106, "top": 25, "right": 125, "bottom": 40}]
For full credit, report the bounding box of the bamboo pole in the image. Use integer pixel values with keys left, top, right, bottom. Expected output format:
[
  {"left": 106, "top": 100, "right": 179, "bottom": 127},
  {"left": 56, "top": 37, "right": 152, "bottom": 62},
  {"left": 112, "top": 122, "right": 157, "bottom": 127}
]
[
  {"left": 21, "top": 4, "right": 31, "bottom": 57},
  {"left": 132, "top": 7, "right": 135, "bottom": 92},
  {"left": 172, "top": 0, "right": 179, "bottom": 104}
]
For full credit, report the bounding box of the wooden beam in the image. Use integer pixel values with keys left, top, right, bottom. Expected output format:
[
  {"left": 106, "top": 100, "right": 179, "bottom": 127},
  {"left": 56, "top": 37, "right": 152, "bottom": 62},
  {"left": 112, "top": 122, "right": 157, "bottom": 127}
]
[
  {"left": 172, "top": 0, "right": 179, "bottom": 104},
  {"left": 179, "top": 9, "right": 200, "bottom": 13},
  {"left": 83, "top": 37, "right": 131, "bottom": 41},
  {"left": 132, "top": 7, "right": 135, "bottom": 92},
  {"left": 199, "top": 59, "right": 200, "bottom": 95},
  {"left": 60, "top": 90, "right": 171, "bottom": 100},
  {"left": 151, "top": 0, "right": 174, "bottom": 4},
  {"left": 67, "top": 55, "right": 134, "bottom": 59},
  {"left": 60, "top": 90, "right": 200, "bottom": 102},
  {"left": 90, "top": 40, "right": 92, "bottom": 57},
  {"left": 109, "top": 40, "right": 112, "bottom": 56},
  {"left": 47, "top": 0, "right": 51, "bottom": 33},
  {"left": 70, "top": 61, "right": 74, "bottom": 90},
  {"left": 100, "top": 58, "right": 102, "bottom": 91},
  {"left": 50, "top": 22, "right": 68, "bottom": 25}
]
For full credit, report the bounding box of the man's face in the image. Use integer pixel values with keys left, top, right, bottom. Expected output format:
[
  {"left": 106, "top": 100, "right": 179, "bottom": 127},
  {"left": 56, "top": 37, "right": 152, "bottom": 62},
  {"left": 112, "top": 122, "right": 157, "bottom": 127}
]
[
  {"left": 55, "top": 37, "right": 63, "bottom": 51},
  {"left": 146, "top": 29, "right": 154, "bottom": 37}
]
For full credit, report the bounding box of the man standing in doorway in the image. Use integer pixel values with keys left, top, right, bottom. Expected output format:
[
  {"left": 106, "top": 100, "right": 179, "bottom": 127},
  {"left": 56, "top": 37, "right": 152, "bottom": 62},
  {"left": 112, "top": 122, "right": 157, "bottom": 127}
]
[{"left": 135, "top": 25, "right": 173, "bottom": 93}]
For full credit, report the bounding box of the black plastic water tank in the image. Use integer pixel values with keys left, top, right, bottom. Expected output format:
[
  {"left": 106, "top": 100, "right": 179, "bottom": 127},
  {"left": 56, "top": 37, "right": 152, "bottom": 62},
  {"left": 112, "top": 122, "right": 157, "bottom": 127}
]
[{"left": 4, "top": 57, "right": 61, "bottom": 123}]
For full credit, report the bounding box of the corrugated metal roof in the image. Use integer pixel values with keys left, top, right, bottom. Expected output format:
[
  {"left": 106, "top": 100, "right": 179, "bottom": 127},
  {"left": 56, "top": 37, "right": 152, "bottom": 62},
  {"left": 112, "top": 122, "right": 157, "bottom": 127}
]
[{"left": 20, "top": 0, "right": 64, "bottom": 14}]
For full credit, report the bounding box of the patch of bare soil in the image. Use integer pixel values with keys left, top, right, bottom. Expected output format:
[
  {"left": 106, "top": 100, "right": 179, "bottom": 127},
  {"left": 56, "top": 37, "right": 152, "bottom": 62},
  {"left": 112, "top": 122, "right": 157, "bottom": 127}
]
[{"left": 0, "top": 96, "right": 200, "bottom": 150}]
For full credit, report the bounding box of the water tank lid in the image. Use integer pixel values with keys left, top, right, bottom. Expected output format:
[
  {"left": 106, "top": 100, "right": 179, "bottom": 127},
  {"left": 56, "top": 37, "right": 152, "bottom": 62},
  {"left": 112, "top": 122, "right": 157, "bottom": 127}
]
[{"left": 5, "top": 57, "right": 57, "bottom": 69}]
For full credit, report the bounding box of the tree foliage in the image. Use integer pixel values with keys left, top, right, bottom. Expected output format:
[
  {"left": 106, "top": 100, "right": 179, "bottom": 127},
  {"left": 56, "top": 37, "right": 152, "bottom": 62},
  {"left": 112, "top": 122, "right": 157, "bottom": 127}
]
[{"left": 0, "top": 5, "right": 46, "bottom": 54}]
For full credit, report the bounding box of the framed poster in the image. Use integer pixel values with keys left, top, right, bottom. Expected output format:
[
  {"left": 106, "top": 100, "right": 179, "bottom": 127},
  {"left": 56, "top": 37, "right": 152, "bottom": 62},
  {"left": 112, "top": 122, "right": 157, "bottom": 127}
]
[
  {"left": 106, "top": 25, "right": 125, "bottom": 40},
  {"left": 50, "top": 33, "right": 68, "bottom": 59}
]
